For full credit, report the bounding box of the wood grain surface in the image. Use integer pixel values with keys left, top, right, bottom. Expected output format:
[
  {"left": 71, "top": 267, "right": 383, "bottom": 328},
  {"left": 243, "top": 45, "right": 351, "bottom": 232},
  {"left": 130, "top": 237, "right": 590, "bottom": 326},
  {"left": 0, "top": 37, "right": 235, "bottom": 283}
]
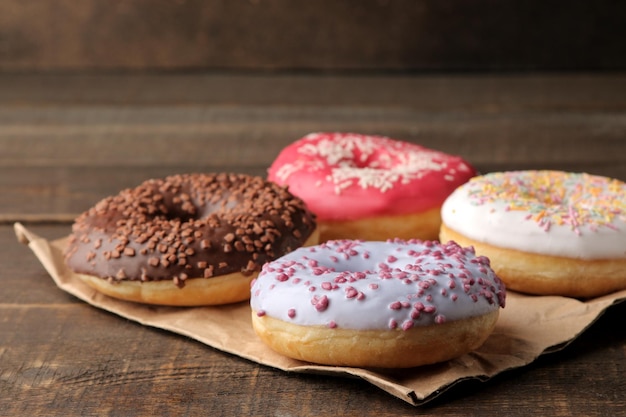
[
  {"left": 0, "top": 1, "right": 625, "bottom": 71},
  {"left": 1, "top": 73, "right": 625, "bottom": 415}
]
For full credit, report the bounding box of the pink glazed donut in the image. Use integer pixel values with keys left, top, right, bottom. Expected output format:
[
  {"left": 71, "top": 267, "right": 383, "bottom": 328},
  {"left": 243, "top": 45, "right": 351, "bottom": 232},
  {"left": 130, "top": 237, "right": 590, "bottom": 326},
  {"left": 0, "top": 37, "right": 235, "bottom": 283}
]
[
  {"left": 268, "top": 132, "right": 477, "bottom": 242},
  {"left": 250, "top": 239, "right": 506, "bottom": 368}
]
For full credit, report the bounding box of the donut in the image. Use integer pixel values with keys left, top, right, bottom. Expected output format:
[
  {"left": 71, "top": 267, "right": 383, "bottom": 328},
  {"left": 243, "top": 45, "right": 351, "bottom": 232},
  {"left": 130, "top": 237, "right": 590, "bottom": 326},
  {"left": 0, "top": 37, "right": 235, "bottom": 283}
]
[
  {"left": 267, "top": 132, "right": 477, "bottom": 242},
  {"left": 250, "top": 239, "right": 506, "bottom": 368},
  {"left": 440, "top": 170, "right": 626, "bottom": 298},
  {"left": 64, "top": 173, "right": 319, "bottom": 306}
]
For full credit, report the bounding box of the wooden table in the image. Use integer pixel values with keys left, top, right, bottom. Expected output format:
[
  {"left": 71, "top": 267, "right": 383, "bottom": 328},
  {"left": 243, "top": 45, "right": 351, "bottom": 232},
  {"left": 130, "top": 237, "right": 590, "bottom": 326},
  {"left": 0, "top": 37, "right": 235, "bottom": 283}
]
[{"left": 2, "top": 73, "right": 625, "bottom": 416}]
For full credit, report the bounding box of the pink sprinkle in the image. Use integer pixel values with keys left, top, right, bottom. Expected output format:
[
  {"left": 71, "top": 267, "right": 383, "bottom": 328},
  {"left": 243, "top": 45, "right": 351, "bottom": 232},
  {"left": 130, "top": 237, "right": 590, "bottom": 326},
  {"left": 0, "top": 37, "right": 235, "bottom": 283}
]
[
  {"left": 423, "top": 306, "right": 436, "bottom": 313},
  {"left": 387, "top": 255, "right": 398, "bottom": 263},
  {"left": 276, "top": 273, "right": 288, "bottom": 282},
  {"left": 356, "top": 292, "right": 366, "bottom": 300},
  {"left": 328, "top": 321, "right": 337, "bottom": 329},
  {"left": 308, "top": 259, "right": 319, "bottom": 267},
  {"left": 256, "top": 310, "right": 266, "bottom": 317},
  {"left": 402, "top": 320, "right": 414, "bottom": 331},
  {"left": 389, "top": 301, "right": 402, "bottom": 310},
  {"left": 369, "top": 283, "right": 379, "bottom": 290},
  {"left": 411, "top": 310, "right": 420, "bottom": 319},
  {"left": 329, "top": 256, "right": 339, "bottom": 262},
  {"left": 308, "top": 286, "right": 316, "bottom": 292},
  {"left": 389, "top": 319, "right": 398, "bottom": 329},
  {"left": 287, "top": 308, "right": 296, "bottom": 318},
  {"left": 435, "top": 315, "right": 446, "bottom": 324},
  {"left": 321, "top": 282, "right": 333, "bottom": 290},
  {"left": 451, "top": 294, "right": 458, "bottom": 301},
  {"left": 345, "top": 287, "right": 358, "bottom": 298},
  {"left": 313, "top": 295, "right": 329, "bottom": 311}
]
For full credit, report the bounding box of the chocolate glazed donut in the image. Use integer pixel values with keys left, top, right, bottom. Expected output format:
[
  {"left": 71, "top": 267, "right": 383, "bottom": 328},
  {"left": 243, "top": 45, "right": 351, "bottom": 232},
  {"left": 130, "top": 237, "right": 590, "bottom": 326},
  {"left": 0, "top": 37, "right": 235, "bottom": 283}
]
[{"left": 65, "top": 173, "right": 319, "bottom": 306}]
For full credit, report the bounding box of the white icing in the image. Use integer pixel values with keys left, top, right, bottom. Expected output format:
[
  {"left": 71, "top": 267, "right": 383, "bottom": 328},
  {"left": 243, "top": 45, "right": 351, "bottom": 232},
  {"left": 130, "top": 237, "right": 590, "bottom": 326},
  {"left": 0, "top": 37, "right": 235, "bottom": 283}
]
[
  {"left": 250, "top": 240, "right": 505, "bottom": 330},
  {"left": 441, "top": 171, "right": 626, "bottom": 260}
]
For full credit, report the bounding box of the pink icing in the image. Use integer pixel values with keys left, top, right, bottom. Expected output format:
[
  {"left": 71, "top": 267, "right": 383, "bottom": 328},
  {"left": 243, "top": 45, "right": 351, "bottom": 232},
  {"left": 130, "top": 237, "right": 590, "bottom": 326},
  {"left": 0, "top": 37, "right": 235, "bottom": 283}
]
[
  {"left": 267, "top": 132, "right": 477, "bottom": 220},
  {"left": 250, "top": 239, "right": 506, "bottom": 331}
]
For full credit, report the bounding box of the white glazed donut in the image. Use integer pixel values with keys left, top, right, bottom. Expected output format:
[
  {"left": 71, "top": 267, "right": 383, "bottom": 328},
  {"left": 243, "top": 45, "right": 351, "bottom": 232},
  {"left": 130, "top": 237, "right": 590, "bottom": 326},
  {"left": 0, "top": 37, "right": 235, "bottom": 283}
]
[
  {"left": 440, "top": 170, "right": 626, "bottom": 297},
  {"left": 250, "top": 239, "right": 506, "bottom": 368}
]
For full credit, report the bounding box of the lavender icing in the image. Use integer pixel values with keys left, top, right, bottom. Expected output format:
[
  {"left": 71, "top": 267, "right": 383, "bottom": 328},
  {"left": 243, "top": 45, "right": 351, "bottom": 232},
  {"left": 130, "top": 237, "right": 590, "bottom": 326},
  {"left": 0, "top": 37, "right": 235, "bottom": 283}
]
[{"left": 250, "top": 239, "right": 506, "bottom": 330}]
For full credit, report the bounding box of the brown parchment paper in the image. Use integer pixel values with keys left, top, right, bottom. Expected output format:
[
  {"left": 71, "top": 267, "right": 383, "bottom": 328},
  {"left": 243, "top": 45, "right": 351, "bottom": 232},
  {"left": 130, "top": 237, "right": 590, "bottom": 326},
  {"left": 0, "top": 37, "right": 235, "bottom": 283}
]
[{"left": 14, "top": 222, "right": 626, "bottom": 406}]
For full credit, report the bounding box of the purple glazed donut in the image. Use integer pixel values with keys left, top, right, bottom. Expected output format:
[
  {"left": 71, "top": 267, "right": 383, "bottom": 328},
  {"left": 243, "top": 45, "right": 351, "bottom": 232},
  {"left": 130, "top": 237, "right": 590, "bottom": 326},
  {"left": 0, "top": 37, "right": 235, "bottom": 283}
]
[{"left": 250, "top": 239, "right": 506, "bottom": 368}]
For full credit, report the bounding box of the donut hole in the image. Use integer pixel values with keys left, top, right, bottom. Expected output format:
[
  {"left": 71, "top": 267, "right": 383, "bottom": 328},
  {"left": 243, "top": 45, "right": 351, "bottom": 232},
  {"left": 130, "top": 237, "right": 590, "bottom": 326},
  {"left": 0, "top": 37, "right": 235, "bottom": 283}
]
[
  {"left": 518, "top": 188, "right": 565, "bottom": 207},
  {"left": 160, "top": 205, "right": 198, "bottom": 223},
  {"left": 155, "top": 189, "right": 253, "bottom": 224},
  {"left": 333, "top": 150, "right": 395, "bottom": 170}
]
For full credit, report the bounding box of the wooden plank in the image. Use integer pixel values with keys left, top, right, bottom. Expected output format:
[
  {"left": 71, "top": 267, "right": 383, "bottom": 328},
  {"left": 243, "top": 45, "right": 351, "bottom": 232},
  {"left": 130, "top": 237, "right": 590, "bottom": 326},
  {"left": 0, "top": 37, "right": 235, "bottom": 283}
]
[
  {"left": 0, "top": 108, "right": 624, "bottom": 169},
  {"left": 0, "top": 73, "right": 625, "bottom": 109},
  {"left": 0, "top": 1, "right": 624, "bottom": 71}
]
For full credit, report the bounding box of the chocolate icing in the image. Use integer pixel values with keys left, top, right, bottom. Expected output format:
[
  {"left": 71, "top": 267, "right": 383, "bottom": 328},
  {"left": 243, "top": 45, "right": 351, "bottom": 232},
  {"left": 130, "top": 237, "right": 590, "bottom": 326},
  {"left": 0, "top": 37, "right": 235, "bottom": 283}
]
[{"left": 65, "top": 173, "right": 317, "bottom": 287}]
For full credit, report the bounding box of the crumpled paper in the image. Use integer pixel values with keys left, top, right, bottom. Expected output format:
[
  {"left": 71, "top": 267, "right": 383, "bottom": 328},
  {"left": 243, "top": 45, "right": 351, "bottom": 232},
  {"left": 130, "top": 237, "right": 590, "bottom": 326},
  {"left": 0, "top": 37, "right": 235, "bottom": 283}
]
[{"left": 15, "top": 222, "right": 626, "bottom": 406}]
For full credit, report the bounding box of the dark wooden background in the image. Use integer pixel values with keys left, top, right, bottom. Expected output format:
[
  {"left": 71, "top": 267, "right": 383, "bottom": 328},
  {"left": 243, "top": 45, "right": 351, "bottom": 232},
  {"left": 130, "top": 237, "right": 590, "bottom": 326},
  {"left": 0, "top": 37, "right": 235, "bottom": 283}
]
[
  {"left": 2, "top": 2, "right": 626, "bottom": 415},
  {"left": 1, "top": 0, "right": 625, "bottom": 72}
]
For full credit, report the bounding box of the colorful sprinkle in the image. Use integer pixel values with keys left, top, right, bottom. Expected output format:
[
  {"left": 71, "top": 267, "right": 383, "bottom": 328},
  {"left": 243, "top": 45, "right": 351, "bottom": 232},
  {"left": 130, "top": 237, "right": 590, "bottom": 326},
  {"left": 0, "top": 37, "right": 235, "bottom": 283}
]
[{"left": 467, "top": 171, "right": 625, "bottom": 234}]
